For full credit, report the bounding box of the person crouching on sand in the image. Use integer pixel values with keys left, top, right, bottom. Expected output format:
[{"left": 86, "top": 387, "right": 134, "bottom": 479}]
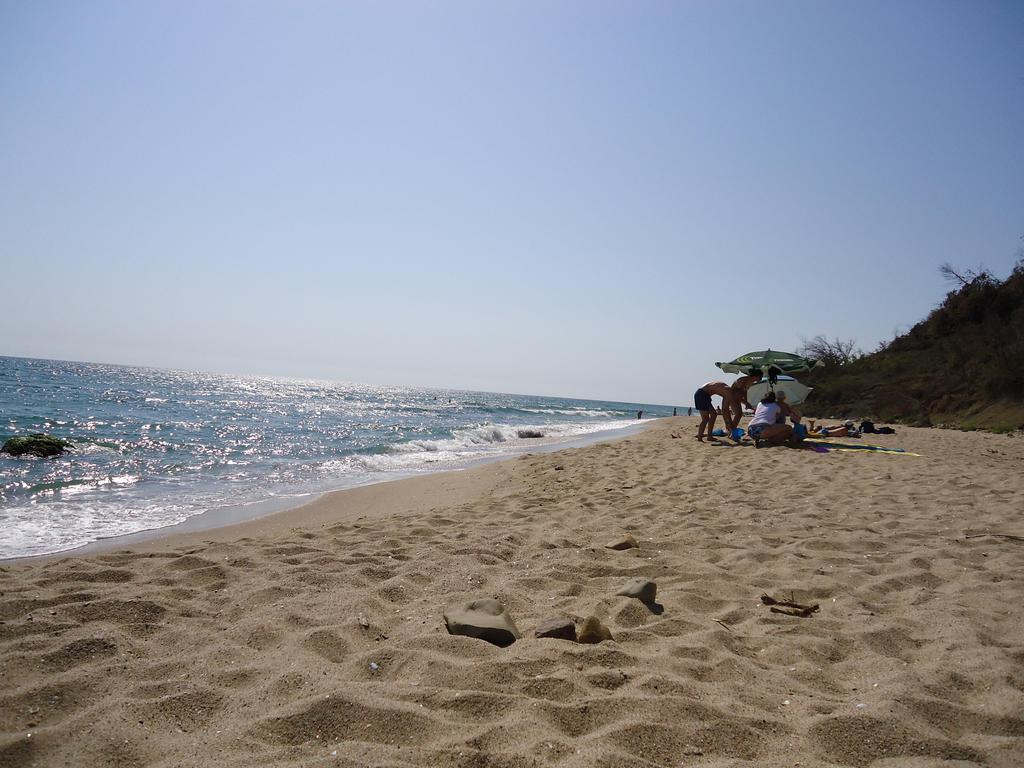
[
  {"left": 747, "top": 391, "right": 795, "bottom": 446},
  {"left": 694, "top": 381, "right": 736, "bottom": 442}
]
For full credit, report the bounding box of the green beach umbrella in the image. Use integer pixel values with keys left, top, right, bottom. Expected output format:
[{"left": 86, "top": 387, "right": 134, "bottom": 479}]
[{"left": 715, "top": 349, "right": 823, "bottom": 378}]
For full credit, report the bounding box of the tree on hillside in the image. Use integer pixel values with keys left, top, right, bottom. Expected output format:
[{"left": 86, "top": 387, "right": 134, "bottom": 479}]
[
  {"left": 939, "top": 262, "right": 995, "bottom": 288},
  {"left": 798, "top": 335, "right": 860, "bottom": 366}
]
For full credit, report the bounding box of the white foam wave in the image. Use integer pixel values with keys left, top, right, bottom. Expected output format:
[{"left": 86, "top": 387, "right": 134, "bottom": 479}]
[
  {"left": 388, "top": 423, "right": 520, "bottom": 452},
  {"left": 519, "top": 407, "right": 620, "bottom": 417},
  {"left": 322, "top": 419, "right": 638, "bottom": 477},
  {"left": 0, "top": 498, "right": 194, "bottom": 559}
]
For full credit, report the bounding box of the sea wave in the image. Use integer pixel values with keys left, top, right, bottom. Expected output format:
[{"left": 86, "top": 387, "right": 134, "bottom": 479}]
[
  {"left": 388, "top": 419, "right": 629, "bottom": 453},
  {"left": 316, "top": 419, "right": 639, "bottom": 477},
  {"left": 518, "top": 407, "right": 620, "bottom": 417}
]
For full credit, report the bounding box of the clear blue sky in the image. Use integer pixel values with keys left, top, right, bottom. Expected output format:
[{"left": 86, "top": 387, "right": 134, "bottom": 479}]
[{"left": 2, "top": 1, "right": 1022, "bottom": 405}]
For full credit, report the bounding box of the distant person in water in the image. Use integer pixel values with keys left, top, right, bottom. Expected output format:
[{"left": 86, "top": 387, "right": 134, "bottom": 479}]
[
  {"left": 637, "top": 410, "right": 643, "bottom": 419},
  {"left": 729, "top": 370, "right": 763, "bottom": 426},
  {"left": 694, "top": 381, "right": 735, "bottom": 441}
]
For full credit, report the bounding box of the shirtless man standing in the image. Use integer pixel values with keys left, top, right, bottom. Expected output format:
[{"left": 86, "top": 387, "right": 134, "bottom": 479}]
[
  {"left": 729, "top": 370, "right": 763, "bottom": 427},
  {"left": 694, "top": 381, "right": 736, "bottom": 441}
]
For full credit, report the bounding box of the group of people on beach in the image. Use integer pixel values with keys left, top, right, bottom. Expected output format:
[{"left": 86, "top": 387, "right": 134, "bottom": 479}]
[{"left": 693, "top": 371, "right": 803, "bottom": 446}]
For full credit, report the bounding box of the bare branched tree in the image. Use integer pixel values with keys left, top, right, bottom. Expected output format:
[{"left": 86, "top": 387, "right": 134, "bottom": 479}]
[
  {"left": 798, "top": 335, "right": 860, "bottom": 366},
  {"left": 940, "top": 263, "right": 972, "bottom": 286},
  {"left": 940, "top": 262, "right": 995, "bottom": 287}
]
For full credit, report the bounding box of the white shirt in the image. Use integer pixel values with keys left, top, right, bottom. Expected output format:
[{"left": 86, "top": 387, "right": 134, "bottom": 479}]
[{"left": 748, "top": 401, "right": 782, "bottom": 429}]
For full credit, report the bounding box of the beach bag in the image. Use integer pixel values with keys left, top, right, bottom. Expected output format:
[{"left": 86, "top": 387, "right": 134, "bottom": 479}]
[{"left": 860, "top": 420, "right": 876, "bottom": 433}]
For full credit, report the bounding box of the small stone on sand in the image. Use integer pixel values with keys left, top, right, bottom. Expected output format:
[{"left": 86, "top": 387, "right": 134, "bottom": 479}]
[
  {"left": 444, "top": 598, "right": 521, "bottom": 647},
  {"left": 605, "top": 533, "right": 639, "bottom": 551},
  {"left": 616, "top": 578, "right": 657, "bottom": 603},
  {"left": 577, "top": 616, "right": 613, "bottom": 644},
  {"left": 534, "top": 616, "right": 577, "bottom": 641}
]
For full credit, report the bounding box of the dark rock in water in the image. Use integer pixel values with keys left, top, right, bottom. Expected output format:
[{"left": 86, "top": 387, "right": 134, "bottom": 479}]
[
  {"left": 517, "top": 430, "right": 544, "bottom": 439},
  {"left": 616, "top": 578, "right": 657, "bottom": 603},
  {"left": 577, "top": 616, "right": 613, "bottom": 644},
  {"left": 534, "top": 616, "right": 577, "bottom": 641},
  {"left": 605, "top": 533, "right": 639, "bottom": 551},
  {"left": 444, "top": 598, "right": 521, "bottom": 647},
  {"left": 1, "top": 433, "right": 73, "bottom": 458}
]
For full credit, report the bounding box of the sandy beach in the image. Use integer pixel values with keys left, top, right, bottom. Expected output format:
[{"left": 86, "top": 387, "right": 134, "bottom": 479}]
[{"left": 2, "top": 417, "right": 1022, "bottom": 767}]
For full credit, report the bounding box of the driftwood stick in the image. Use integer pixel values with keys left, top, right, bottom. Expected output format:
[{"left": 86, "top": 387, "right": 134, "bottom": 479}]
[
  {"left": 964, "top": 533, "right": 1024, "bottom": 542},
  {"left": 761, "top": 593, "right": 820, "bottom": 618},
  {"left": 761, "top": 593, "right": 813, "bottom": 609},
  {"left": 770, "top": 605, "right": 818, "bottom": 618},
  {"left": 713, "top": 618, "right": 733, "bottom": 632}
]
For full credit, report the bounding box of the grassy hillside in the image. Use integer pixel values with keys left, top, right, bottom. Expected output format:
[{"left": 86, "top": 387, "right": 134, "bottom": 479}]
[{"left": 801, "top": 262, "right": 1024, "bottom": 432}]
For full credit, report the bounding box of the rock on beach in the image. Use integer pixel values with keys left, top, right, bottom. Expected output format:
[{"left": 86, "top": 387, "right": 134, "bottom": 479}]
[
  {"left": 616, "top": 578, "right": 657, "bottom": 603},
  {"left": 605, "top": 533, "right": 638, "bottom": 550},
  {"left": 1, "top": 433, "right": 73, "bottom": 457},
  {"left": 444, "top": 598, "right": 521, "bottom": 647},
  {"left": 577, "top": 616, "right": 613, "bottom": 644},
  {"left": 534, "top": 616, "right": 577, "bottom": 641}
]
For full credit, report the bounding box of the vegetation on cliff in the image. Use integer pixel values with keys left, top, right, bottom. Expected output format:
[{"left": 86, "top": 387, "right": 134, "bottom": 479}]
[{"left": 800, "top": 259, "right": 1024, "bottom": 432}]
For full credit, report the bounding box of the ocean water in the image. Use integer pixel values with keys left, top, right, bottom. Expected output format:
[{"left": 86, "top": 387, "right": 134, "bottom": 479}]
[{"left": 0, "top": 356, "right": 674, "bottom": 558}]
